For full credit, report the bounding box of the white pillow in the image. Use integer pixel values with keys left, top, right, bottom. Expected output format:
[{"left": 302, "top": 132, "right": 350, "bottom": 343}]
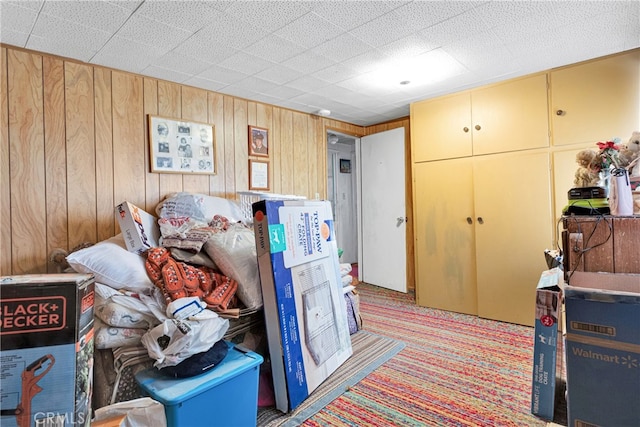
[{"left": 66, "top": 234, "right": 154, "bottom": 294}]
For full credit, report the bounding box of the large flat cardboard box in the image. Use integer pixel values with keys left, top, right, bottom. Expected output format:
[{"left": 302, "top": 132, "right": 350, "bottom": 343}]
[
  {"left": 0, "top": 273, "right": 95, "bottom": 427},
  {"left": 115, "top": 201, "right": 160, "bottom": 255},
  {"left": 531, "top": 267, "right": 565, "bottom": 421},
  {"left": 253, "top": 199, "right": 353, "bottom": 413},
  {"left": 565, "top": 271, "right": 640, "bottom": 427}
]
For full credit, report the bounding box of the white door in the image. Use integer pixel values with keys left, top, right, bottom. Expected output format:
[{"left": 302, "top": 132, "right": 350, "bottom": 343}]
[{"left": 358, "top": 127, "right": 407, "bottom": 292}]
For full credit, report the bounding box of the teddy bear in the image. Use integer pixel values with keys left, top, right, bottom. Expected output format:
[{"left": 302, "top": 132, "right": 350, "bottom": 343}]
[
  {"left": 618, "top": 131, "right": 640, "bottom": 177},
  {"left": 573, "top": 149, "right": 600, "bottom": 187}
]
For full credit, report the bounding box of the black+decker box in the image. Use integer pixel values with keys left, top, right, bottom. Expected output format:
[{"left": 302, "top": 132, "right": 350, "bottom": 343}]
[{"left": 0, "top": 273, "right": 95, "bottom": 427}]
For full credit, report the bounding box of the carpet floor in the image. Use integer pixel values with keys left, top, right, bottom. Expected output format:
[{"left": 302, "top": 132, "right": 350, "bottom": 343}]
[
  {"left": 257, "top": 330, "right": 405, "bottom": 427},
  {"left": 300, "top": 283, "right": 548, "bottom": 427}
]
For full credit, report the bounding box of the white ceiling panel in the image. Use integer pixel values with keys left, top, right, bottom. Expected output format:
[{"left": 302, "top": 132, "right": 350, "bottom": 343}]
[{"left": 0, "top": 0, "right": 637, "bottom": 126}]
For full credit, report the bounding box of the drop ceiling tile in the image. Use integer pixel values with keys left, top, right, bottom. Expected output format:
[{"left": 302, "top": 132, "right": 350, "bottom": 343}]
[
  {"left": 233, "top": 75, "right": 280, "bottom": 93},
  {"left": 191, "top": 14, "right": 264, "bottom": 50},
  {"left": 242, "top": 35, "right": 307, "bottom": 63},
  {"left": 197, "top": 64, "right": 250, "bottom": 85},
  {"left": 348, "top": 10, "right": 418, "bottom": 48},
  {"left": 285, "top": 75, "right": 329, "bottom": 93},
  {"left": 311, "top": 32, "right": 376, "bottom": 62},
  {"left": 151, "top": 50, "right": 213, "bottom": 76},
  {"left": 341, "top": 49, "right": 390, "bottom": 74},
  {"left": 0, "top": 2, "right": 38, "bottom": 37},
  {"left": 0, "top": 29, "right": 28, "bottom": 47},
  {"left": 254, "top": 65, "right": 303, "bottom": 85},
  {"left": 261, "top": 84, "right": 306, "bottom": 100},
  {"left": 418, "top": 8, "right": 493, "bottom": 48},
  {"left": 378, "top": 34, "right": 439, "bottom": 59},
  {"left": 40, "top": 0, "right": 132, "bottom": 33},
  {"left": 311, "top": 1, "right": 404, "bottom": 31},
  {"left": 28, "top": 13, "right": 112, "bottom": 62},
  {"left": 115, "top": 14, "right": 192, "bottom": 53},
  {"left": 282, "top": 50, "right": 335, "bottom": 74},
  {"left": 217, "top": 51, "right": 274, "bottom": 75},
  {"left": 108, "top": 1, "right": 142, "bottom": 12},
  {"left": 91, "top": 36, "right": 164, "bottom": 73},
  {"left": 392, "top": 1, "right": 483, "bottom": 31},
  {"left": 224, "top": 1, "right": 313, "bottom": 32},
  {"left": 274, "top": 12, "right": 345, "bottom": 49},
  {"left": 182, "top": 76, "right": 228, "bottom": 93},
  {"left": 140, "top": 65, "right": 191, "bottom": 84},
  {"left": 135, "top": 1, "right": 222, "bottom": 31},
  {"left": 311, "top": 63, "right": 359, "bottom": 84},
  {"left": 172, "top": 31, "right": 238, "bottom": 63}
]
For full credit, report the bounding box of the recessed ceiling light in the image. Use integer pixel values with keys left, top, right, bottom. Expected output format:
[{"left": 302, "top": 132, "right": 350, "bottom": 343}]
[{"left": 364, "top": 49, "right": 465, "bottom": 89}]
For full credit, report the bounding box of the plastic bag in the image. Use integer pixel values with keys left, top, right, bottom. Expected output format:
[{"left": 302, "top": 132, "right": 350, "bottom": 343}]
[
  {"left": 203, "top": 223, "right": 263, "bottom": 309},
  {"left": 141, "top": 309, "right": 229, "bottom": 368},
  {"left": 92, "top": 397, "right": 166, "bottom": 427}
]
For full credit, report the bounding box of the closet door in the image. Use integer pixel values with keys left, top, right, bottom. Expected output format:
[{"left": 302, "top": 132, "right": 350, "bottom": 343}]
[
  {"left": 414, "top": 158, "right": 477, "bottom": 315},
  {"left": 410, "top": 93, "right": 472, "bottom": 162},
  {"left": 550, "top": 50, "right": 640, "bottom": 146},
  {"left": 473, "top": 151, "right": 553, "bottom": 326}
]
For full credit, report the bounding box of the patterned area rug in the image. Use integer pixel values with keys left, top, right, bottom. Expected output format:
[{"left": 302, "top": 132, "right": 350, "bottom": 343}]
[
  {"left": 257, "top": 330, "right": 405, "bottom": 427},
  {"left": 300, "top": 283, "right": 550, "bottom": 427}
]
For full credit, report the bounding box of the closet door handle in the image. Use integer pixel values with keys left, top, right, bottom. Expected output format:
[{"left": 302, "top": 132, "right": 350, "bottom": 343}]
[
  {"left": 477, "top": 217, "right": 484, "bottom": 224},
  {"left": 474, "top": 124, "right": 481, "bottom": 131},
  {"left": 556, "top": 109, "right": 565, "bottom": 116},
  {"left": 463, "top": 127, "right": 469, "bottom": 133},
  {"left": 466, "top": 217, "right": 473, "bottom": 224}
]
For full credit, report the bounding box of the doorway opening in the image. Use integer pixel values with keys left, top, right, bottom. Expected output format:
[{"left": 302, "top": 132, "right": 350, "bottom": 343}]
[{"left": 327, "top": 131, "right": 358, "bottom": 267}]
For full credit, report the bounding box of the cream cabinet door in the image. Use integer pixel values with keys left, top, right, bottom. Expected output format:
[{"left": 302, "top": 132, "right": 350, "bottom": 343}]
[
  {"left": 473, "top": 151, "right": 553, "bottom": 327},
  {"left": 410, "top": 93, "right": 472, "bottom": 162},
  {"left": 472, "top": 74, "right": 550, "bottom": 155},
  {"left": 413, "top": 158, "right": 477, "bottom": 315},
  {"left": 550, "top": 49, "right": 640, "bottom": 146}
]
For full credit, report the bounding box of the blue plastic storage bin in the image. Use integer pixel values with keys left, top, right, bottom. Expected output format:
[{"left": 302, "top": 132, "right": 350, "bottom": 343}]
[{"left": 135, "top": 342, "right": 263, "bottom": 427}]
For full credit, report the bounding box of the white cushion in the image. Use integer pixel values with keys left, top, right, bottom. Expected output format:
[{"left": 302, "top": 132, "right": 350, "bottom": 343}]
[{"left": 66, "top": 234, "right": 154, "bottom": 294}]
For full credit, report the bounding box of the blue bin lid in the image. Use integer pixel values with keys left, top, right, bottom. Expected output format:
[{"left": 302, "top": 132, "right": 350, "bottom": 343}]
[{"left": 135, "top": 342, "right": 263, "bottom": 405}]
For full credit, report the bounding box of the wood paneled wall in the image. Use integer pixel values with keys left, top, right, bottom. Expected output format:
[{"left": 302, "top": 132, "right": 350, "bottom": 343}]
[{"left": 0, "top": 46, "right": 411, "bottom": 279}]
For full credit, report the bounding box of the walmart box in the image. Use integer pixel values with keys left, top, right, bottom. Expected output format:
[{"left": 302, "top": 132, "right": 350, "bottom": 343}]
[
  {"left": 253, "top": 199, "right": 353, "bottom": 413},
  {"left": 135, "top": 343, "right": 263, "bottom": 427},
  {"left": 531, "top": 267, "right": 565, "bottom": 421},
  {"left": 0, "top": 273, "right": 95, "bottom": 427},
  {"left": 115, "top": 201, "right": 160, "bottom": 255},
  {"left": 565, "top": 271, "right": 640, "bottom": 427}
]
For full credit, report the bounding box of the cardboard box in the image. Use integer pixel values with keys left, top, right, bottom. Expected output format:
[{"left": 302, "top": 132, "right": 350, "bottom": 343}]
[
  {"left": 135, "top": 343, "right": 263, "bottom": 427},
  {"left": 565, "top": 271, "right": 640, "bottom": 427},
  {"left": 115, "top": 201, "right": 160, "bottom": 255},
  {"left": 531, "top": 267, "right": 565, "bottom": 421},
  {"left": 253, "top": 199, "right": 353, "bottom": 413},
  {"left": 0, "top": 273, "right": 95, "bottom": 427}
]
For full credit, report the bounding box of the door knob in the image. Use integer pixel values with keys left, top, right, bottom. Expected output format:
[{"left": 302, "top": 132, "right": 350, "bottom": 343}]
[
  {"left": 475, "top": 125, "right": 481, "bottom": 131},
  {"left": 396, "top": 216, "right": 406, "bottom": 226},
  {"left": 463, "top": 127, "right": 469, "bottom": 133},
  {"left": 477, "top": 217, "right": 484, "bottom": 224},
  {"left": 556, "top": 109, "right": 565, "bottom": 116},
  {"left": 466, "top": 217, "right": 473, "bottom": 224}
]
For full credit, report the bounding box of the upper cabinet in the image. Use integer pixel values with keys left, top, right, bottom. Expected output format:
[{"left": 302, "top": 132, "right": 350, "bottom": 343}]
[
  {"left": 550, "top": 49, "right": 640, "bottom": 146},
  {"left": 411, "top": 74, "right": 549, "bottom": 162}
]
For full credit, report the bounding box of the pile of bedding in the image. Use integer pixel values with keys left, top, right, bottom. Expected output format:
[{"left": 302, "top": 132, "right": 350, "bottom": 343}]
[{"left": 64, "top": 192, "right": 267, "bottom": 410}]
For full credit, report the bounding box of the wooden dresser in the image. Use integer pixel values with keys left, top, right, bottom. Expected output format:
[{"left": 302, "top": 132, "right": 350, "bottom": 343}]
[{"left": 562, "top": 216, "right": 640, "bottom": 280}]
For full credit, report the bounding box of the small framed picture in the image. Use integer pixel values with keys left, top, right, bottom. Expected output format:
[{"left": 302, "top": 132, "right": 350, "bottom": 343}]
[
  {"left": 249, "top": 125, "right": 269, "bottom": 157},
  {"left": 249, "top": 159, "right": 269, "bottom": 190},
  {"left": 148, "top": 115, "right": 216, "bottom": 174},
  {"left": 340, "top": 159, "right": 351, "bottom": 173}
]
